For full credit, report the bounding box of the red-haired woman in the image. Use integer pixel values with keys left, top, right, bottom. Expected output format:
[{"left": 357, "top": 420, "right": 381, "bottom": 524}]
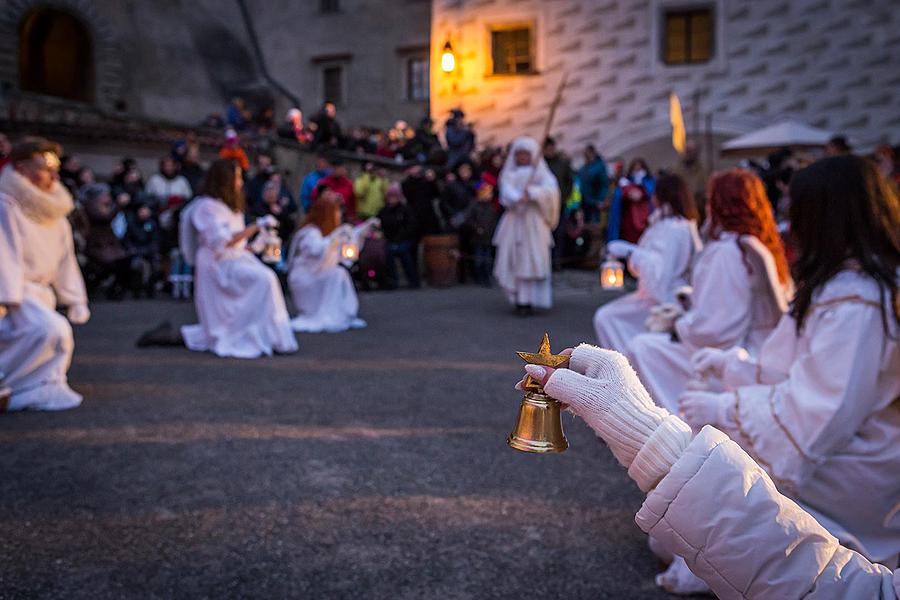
[
  {"left": 627, "top": 169, "right": 792, "bottom": 413},
  {"left": 593, "top": 173, "right": 702, "bottom": 352},
  {"left": 180, "top": 160, "right": 297, "bottom": 358},
  {"left": 286, "top": 187, "right": 377, "bottom": 333}
]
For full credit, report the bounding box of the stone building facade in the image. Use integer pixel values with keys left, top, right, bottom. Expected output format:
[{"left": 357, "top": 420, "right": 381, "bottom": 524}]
[
  {"left": 430, "top": 0, "right": 900, "bottom": 167},
  {"left": 1, "top": 0, "right": 432, "bottom": 129}
]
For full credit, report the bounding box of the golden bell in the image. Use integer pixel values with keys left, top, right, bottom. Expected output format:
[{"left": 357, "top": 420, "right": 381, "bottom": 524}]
[{"left": 508, "top": 390, "right": 568, "bottom": 453}]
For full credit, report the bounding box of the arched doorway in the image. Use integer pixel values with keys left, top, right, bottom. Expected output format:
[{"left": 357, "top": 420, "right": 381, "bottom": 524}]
[{"left": 18, "top": 7, "right": 94, "bottom": 102}]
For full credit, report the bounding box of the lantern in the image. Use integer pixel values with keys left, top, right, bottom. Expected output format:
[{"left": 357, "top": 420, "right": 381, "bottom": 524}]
[
  {"left": 440, "top": 40, "right": 456, "bottom": 73},
  {"left": 262, "top": 235, "right": 282, "bottom": 265},
  {"left": 341, "top": 242, "right": 359, "bottom": 262},
  {"left": 600, "top": 258, "right": 625, "bottom": 290}
]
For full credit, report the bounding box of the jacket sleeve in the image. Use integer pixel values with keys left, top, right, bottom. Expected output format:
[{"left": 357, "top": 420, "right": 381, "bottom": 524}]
[
  {"left": 675, "top": 241, "right": 751, "bottom": 350},
  {"left": 0, "top": 199, "right": 25, "bottom": 306},
  {"left": 192, "top": 200, "right": 235, "bottom": 256},
  {"left": 52, "top": 221, "right": 88, "bottom": 307},
  {"left": 636, "top": 426, "right": 898, "bottom": 599},
  {"left": 729, "top": 300, "right": 890, "bottom": 490}
]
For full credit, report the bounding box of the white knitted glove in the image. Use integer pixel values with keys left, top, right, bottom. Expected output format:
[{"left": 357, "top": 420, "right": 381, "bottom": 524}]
[
  {"left": 66, "top": 304, "right": 90, "bottom": 325},
  {"left": 677, "top": 390, "right": 735, "bottom": 430},
  {"left": 691, "top": 347, "right": 749, "bottom": 380},
  {"left": 256, "top": 215, "right": 278, "bottom": 229},
  {"left": 606, "top": 240, "right": 637, "bottom": 258},
  {"left": 523, "top": 344, "right": 692, "bottom": 491}
]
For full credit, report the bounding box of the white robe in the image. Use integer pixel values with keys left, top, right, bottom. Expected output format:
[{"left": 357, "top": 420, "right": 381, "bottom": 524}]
[
  {"left": 594, "top": 216, "right": 701, "bottom": 352},
  {"left": 713, "top": 269, "right": 900, "bottom": 563},
  {"left": 0, "top": 169, "right": 87, "bottom": 410},
  {"left": 492, "top": 137, "right": 560, "bottom": 309},
  {"left": 628, "top": 232, "right": 787, "bottom": 412},
  {"left": 180, "top": 197, "right": 298, "bottom": 358},
  {"left": 287, "top": 224, "right": 365, "bottom": 333}
]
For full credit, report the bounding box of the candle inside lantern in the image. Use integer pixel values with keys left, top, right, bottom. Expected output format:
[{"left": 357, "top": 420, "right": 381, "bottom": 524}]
[
  {"left": 341, "top": 242, "right": 359, "bottom": 261},
  {"left": 262, "top": 236, "right": 282, "bottom": 264},
  {"left": 600, "top": 258, "right": 625, "bottom": 290}
]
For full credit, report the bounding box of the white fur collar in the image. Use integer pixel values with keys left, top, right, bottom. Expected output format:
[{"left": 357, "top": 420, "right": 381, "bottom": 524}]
[{"left": 0, "top": 165, "right": 74, "bottom": 223}]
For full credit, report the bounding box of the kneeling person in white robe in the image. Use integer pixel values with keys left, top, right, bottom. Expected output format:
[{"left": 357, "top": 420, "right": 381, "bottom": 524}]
[
  {"left": 628, "top": 169, "right": 792, "bottom": 413},
  {"left": 0, "top": 138, "right": 89, "bottom": 411},
  {"left": 594, "top": 173, "right": 702, "bottom": 352},
  {"left": 287, "top": 189, "right": 377, "bottom": 333},
  {"left": 492, "top": 136, "right": 560, "bottom": 314},
  {"left": 179, "top": 160, "right": 298, "bottom": 358}
]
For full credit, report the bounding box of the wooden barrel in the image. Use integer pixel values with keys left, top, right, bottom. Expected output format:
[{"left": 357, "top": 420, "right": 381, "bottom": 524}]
[{"left": 422, "top": 234, "right": 459, "bottom": 287}]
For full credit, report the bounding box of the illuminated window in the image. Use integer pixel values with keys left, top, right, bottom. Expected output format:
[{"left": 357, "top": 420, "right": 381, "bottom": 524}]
[
  {"left": 663, "top": 8, "right": 713, "bottom": 65},
  {"left": 406, "top": 57, "right": 429, "bottom": 101},
  {"left": 18, "top": 8, "right": 94, "bottom": 102},
  {"left": 323, "top": 66, "right": 343, "bottom": 105},
  {"left": 490, "top": 26, "right": 534, "bottom": 75}
]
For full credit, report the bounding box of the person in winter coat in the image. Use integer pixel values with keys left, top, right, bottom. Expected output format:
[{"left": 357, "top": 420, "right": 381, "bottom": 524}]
[
  {"left": 678, "top": 155, "right": 900, "bottom": 573},
  {"left": 313, "top": 159, "right": 356, "bottom": 221},
  {"left": 445, "top": 109, "right": 475, "bottom": 169},
  {"left": 377, "top": 183, "right": 420, "bottom": 289},
  {"left": 608, "top": 158, "right": 655, "bottom": 242},
  {"left": 353, "top": 162, "right": 388, "bottom": 219},
  {"left": 463, "top": 182, "right": 499, "bottom": 286},
  {"left": 300, "top": 153, "right": 332, "bottom": 213},
  {"left": 577, "top": 145, "right": 609, "bottom": 224},
  {"left": 593, "top": 174, "right": 702, "bottom": 352},
  {"left": 401, "top": 165, "right": 442, "bottom": 238},
  {"left": 82, "top": 183, "right": 132, "bottom": 299},
  {"left": 516, "top": 346, "right": 900, "bottom": 599}
]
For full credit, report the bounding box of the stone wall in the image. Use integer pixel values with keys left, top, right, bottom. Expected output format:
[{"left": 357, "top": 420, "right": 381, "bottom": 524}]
[
  {"left": 431, "top": 0, "right": 900, "bottom": 166},
  {"left": 1, "top": 0, "right": 431, "bottom": 129}
]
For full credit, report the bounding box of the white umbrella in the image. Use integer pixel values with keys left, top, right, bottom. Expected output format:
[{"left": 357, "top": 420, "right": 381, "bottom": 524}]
[{"left": 721, "top": 120, "right": 833, "bottom": 156}]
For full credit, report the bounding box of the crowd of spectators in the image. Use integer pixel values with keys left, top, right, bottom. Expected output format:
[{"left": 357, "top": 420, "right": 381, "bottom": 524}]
[{"left": 7, "top": 95, "right": 898, "bottom": 301}]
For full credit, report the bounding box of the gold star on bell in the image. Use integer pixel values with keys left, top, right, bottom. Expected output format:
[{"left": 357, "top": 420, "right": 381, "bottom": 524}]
[{"left": 516, "top": 333, "right": 569, "bottom": 392}]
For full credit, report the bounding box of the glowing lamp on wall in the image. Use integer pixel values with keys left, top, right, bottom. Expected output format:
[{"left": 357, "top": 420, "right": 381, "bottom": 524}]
[
  {"left": 600, "top": 258, "right": 625, "bottom": 290},
  {"left": 440, "top": 40, "right": 456, "bottom": 73}
]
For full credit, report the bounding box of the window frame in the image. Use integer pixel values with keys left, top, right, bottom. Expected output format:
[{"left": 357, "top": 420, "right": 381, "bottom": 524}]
[
  {"left": 487, "top": 22, "right": 538, "bottom": 77},
  {"left": 650, "top": 0, "right": 725, "bottom": 74},
  {"left": 321, "top": 64, "right": 345, "bottom": 107},
  {"left": 319, "top": 0, "right": 340, "bottom": 14},
  {"left": 405, "top": 55, "right": 430, "bottom": 102},
  {"left": 662, "top": 7, "right": 714, "bottom": 65}
]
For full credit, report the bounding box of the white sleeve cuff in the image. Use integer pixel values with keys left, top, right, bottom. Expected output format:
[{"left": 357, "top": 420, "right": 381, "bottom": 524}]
[{"left": 628, "top": 415, "right": 693, "bottom": 492}]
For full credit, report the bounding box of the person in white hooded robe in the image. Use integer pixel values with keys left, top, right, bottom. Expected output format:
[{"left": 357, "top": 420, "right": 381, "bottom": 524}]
[
  {"left": 151, "top": 159, "right": 298, "bottom": 359},
  {"left": 678, "top": 156, "right": 900, "bottom": 579},
  {"left": 286, "top": 189, "right": 378, "bottom": 333},
  {"left": 627, "top": 169, "right": 792, "bottom": 414},
  {"left": 492, "top": 136, "right": 560, "bottom": 315},
  {"left": 0, "top": 138, "right": 89, "bottom": 411},
  {"left": 594, "top": 173, "right": 702, "bottom": 352}
]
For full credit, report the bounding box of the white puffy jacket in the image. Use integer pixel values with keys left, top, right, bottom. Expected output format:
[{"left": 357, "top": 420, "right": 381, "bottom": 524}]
[{"left": 637, "top": 425, "right": 899, "bottom": 599}]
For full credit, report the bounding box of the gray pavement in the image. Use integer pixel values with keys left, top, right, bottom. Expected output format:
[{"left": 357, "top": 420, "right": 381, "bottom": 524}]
[{"left": 0, "top": 274, "right": 703, "bottom": 599}]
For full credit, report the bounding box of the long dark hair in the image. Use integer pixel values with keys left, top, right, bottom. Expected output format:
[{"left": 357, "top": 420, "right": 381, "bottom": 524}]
[
  {"left": 788, "top": 155, "right": 900, "bottom": 331},
  {"left": 203, "top": 159, "right": 243, "bottom": 213},
  {"left": 654, "top": 173, "right": 698, "bottom": 221}
]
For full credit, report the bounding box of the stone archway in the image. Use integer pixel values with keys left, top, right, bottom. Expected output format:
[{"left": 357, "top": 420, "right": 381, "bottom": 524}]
[
  {"left": 0, "top": 0, "right": 123, "bottom": 110},
  {"left": 18, "top": 7, "right": 94, "bottom": 102}
]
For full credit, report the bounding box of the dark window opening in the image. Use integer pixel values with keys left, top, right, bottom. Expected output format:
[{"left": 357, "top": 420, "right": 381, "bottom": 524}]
[
  {"left": 663, "top": 7, "right": 713, "bottom": 65},
  {"left": 18, "top": 7, "right": 94, "bottom": 102},
  {"left": 323, "top": 66, "right": 343, "bottom": 105},
  {"left": 491, "top": 27, "right": 534, "bottom": 75},
  {"left": 320, "top": 0, "right": 340, "bottom": 14},
  {"left": 406, "top": 57, "right": 429, "bottom": 101}
]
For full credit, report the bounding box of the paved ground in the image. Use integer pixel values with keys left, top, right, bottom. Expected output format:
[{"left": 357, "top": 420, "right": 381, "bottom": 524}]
[{"left": 0, "top": 273, "right": 703, "bottom": 599}]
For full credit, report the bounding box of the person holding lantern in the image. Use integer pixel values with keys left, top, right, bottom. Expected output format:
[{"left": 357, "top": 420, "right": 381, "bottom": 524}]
[
  {"left": 515, "top": 345, "right": 900, "bottom": 598},
  {"left": 672, "top": 155, "right": 900, "bottom": 587},
  {"left": 492, "top": 136, "right": 561, "bottom": 316},
  {"left": 286, "top": 188, "right": 378, "bottom": 333},
  {"left": 138, "top": 160, "right": 297, "bottom": 358},
  {"left": 0, "top": 138, "right": 90, "bottom": 411},
  {"left": 593, "top": 173, "right": 702, "bottom": 352},
  {"left": 627, "top": 169, "right": 792, "bottom": 413}
]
